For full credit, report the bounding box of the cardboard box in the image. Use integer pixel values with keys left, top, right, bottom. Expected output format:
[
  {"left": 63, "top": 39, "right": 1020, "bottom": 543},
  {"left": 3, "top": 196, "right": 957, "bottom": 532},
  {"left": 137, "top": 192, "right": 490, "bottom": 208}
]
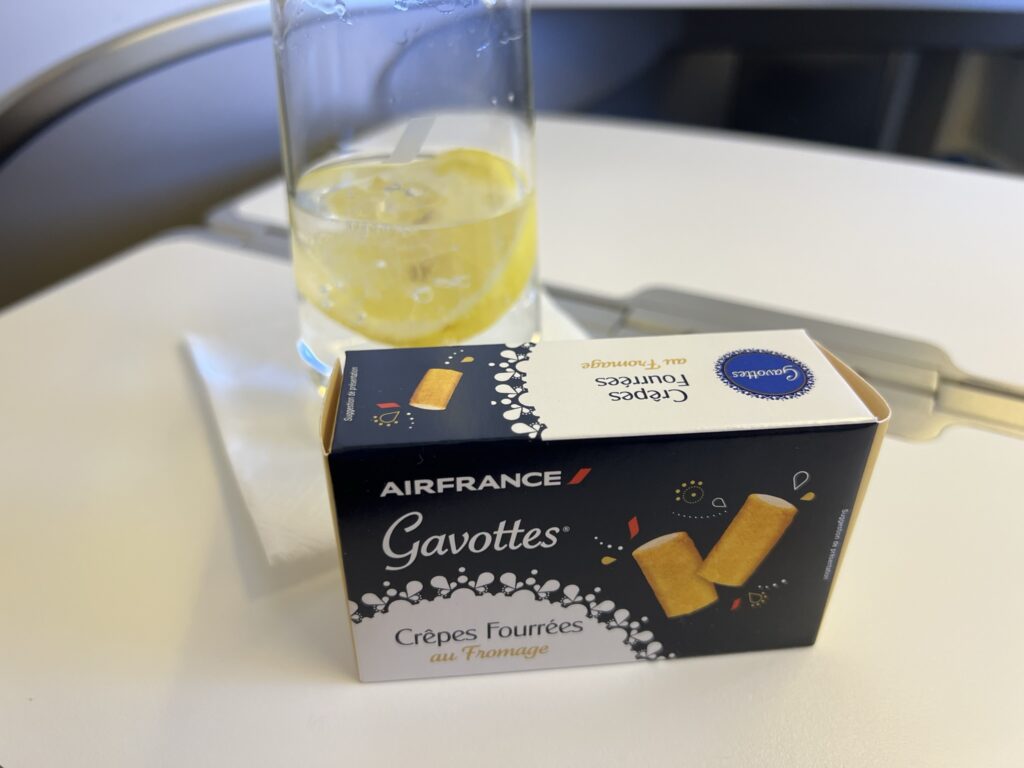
[{"left": 320, "top": 330, "right": 889, "bottom": 681}]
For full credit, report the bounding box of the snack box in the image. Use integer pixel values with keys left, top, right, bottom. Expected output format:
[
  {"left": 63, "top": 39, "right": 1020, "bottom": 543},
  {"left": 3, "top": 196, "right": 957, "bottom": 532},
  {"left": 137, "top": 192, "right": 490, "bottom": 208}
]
[{"left": 319, "top": 330, "right": 889, "bottom": 681}]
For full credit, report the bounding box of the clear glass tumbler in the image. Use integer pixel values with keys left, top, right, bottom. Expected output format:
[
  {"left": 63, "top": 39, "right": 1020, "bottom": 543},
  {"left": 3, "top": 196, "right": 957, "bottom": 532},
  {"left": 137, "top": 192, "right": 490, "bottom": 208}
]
[{"left": 272, "top": 0, "right": 539, "bottom": 375}]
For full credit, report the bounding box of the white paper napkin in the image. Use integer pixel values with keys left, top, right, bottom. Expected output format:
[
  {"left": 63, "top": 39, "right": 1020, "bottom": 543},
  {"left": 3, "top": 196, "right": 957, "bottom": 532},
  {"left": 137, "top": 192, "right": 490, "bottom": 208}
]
[{"left": 186, "top": 294, "right": 588, "bottom": 565}]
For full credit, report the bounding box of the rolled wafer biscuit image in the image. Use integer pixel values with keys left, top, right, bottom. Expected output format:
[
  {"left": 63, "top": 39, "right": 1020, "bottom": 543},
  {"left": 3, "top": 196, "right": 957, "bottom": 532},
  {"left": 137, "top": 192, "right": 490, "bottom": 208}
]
[
  {"left": 633, "top": 532, "right": 718, "bottom": 618},
  {"left": 409, "top": 368, "right": 463, "bottom": 411},
  {"left": 699, "top": 493, "right": 797, "bottom": 587}
]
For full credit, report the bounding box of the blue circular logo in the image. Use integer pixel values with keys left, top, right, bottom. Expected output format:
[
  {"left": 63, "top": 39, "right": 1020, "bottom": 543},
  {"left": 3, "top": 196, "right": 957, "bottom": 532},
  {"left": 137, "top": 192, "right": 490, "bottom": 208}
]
[{"left": 715, "top": 349, "right": 814, "bottom": 400}]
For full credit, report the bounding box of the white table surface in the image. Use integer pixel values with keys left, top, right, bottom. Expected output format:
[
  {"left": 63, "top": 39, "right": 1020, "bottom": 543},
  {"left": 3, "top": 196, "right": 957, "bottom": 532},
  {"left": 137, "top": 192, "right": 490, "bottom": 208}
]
[
  {"left": 1, "top": 231, "right": 1022, "bottom": 766},
  {"left": 223, "top": 116, "right": 1024, "bottom": 386}
]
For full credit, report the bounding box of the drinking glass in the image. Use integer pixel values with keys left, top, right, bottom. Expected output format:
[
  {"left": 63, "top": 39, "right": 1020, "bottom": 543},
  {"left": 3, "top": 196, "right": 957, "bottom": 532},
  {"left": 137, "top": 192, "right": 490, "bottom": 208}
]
[{"left": 272, "top": 0, "right": 539, "bottom": 376}]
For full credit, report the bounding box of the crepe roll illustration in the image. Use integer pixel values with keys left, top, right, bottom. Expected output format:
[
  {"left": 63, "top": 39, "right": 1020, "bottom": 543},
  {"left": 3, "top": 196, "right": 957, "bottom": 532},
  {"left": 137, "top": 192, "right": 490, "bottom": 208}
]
[
  {"left": 633, "top": 532, "right": 718, "bottom": 618},
  {"left": 699, "top": 493, "right": 797, "bottom": 587},
  {"left": 409, "top": 368, "right": 463, "bottom": 411}
]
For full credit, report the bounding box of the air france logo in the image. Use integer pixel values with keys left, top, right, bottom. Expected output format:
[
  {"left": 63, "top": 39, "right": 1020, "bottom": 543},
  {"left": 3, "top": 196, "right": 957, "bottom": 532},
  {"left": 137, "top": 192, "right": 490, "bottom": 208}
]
[
  {"left": 379, "top": 467, "right": 592, "bottom": 498},
  {"left": 715, "top": 349, "right": 814, "bottom": 400}
]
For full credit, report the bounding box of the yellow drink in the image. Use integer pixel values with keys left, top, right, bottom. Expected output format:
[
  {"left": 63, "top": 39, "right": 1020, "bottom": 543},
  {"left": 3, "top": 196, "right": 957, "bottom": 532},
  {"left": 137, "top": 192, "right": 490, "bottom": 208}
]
[{"left": 290, "top": 148, "right": 537, "bottom": 348}]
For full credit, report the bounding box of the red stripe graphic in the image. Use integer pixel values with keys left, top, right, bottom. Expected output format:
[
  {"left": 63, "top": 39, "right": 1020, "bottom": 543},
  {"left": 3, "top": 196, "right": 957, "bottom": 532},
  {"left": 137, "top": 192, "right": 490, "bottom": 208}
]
[
  {"left": 376, "top": 402, "right": 400, "bottom": 409},
  {"left": 568, "top": 467, "right": 591, "bottom": 485},
  {"left": 628, "top": 516, "right": 639, "bottom": 539}
]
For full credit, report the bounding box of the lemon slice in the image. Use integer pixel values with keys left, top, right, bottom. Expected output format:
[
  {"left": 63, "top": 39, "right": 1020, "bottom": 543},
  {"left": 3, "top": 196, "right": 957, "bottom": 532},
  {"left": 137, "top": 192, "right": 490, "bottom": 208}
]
[{"left": 291, "top": 148, "right": 536, "bottom": 347}]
